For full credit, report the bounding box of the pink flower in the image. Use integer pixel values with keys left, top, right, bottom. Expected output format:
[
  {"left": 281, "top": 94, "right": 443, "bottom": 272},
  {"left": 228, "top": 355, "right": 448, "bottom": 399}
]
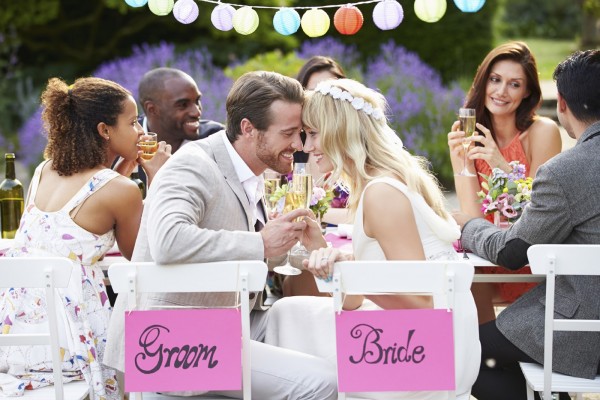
[
  {"left": 502, "top": 206, "right": 518, "bottom": 219},
  {"left": 311, "top": 187, "right": 326, "bottom": 206}
]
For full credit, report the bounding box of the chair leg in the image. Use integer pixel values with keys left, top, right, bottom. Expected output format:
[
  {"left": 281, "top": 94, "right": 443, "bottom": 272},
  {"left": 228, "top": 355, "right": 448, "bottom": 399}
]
[
  {"left": 575, "top": 393, "right": 583, "bottom": 400},
  {"left": 525, "top": 386, "right": 534, "bottom": 400}
]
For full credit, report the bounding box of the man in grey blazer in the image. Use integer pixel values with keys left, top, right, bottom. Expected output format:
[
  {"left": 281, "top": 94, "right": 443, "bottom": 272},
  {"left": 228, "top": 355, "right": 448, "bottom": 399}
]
[
  {"left": 454, "top": 50, "right": 600, "bottom": 400},
  {"left": 104, "top": 71, "right": 337, "bottom": 398}
]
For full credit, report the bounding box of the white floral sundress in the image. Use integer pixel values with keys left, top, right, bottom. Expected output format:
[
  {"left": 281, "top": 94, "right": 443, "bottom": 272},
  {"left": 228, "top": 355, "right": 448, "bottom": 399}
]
[{"left": 0, "top": 161, "right": 120, "bottom": 399}]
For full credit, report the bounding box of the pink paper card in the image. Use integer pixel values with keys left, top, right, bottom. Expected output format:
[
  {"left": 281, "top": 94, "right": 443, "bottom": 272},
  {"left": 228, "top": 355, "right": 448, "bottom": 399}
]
[
  {"left": 335, "top": 308, "right": 455, "bottom": 393},
  {"left": 125, "top": 309, "right": 242, "bottom": 392}
]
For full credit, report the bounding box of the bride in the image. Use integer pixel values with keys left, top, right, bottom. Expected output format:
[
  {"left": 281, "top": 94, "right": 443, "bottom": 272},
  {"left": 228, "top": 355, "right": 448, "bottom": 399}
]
[{"left": 265, "top": 78, "right": 480, "bottom": 399}]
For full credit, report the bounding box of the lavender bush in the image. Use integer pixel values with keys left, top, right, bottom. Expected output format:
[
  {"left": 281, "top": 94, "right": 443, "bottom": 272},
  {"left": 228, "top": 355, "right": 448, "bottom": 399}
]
[{"left": 17, "top": 39, "right": 462, "bottom": 187}]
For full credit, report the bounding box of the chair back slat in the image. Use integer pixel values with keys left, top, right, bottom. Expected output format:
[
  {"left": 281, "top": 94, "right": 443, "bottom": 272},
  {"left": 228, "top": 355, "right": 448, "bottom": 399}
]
[{"left": 108, "top": 261, "right": 267, "bottom": 294}]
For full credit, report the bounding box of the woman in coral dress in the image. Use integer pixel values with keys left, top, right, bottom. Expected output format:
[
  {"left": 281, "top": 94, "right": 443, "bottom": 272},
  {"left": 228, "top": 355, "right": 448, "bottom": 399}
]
[{"left": 447, "top": 41, "right": 561, "bottom": 324}]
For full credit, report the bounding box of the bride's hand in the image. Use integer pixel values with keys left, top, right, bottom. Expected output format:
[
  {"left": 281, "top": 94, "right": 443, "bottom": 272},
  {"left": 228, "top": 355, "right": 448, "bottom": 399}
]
[{"left": 304, "top": 247, "right": 348, "bottom": 281}]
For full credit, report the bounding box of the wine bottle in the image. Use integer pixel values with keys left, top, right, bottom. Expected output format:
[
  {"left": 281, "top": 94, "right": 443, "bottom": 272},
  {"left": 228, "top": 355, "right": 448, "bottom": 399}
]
[
  {"left": 0, "top": 153, "right": 24, "bottom": 239},
  {"left": 130, "top": 168, "right": 146, "bottom": 199}
]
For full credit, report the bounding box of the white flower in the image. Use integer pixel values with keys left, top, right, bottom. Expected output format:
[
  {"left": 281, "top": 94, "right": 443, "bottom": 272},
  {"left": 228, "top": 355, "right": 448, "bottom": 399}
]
[
  {"left": 330, "top": 86, "right": 343, "bottom": 99},
  {"left": 363, "top": 102, "right": 373, "bottom": 115},
  {"left": 316, "top": 82, "right": 332, "bottom": 95},
  {"left": 351, "top": 97, "right": 365, "bottom": 110},
  {"left": 340, "top": 91, "right": 353, "bottom": 102},
  {"left": 372, "top": 108, "right": 384, "bottom": 120}
]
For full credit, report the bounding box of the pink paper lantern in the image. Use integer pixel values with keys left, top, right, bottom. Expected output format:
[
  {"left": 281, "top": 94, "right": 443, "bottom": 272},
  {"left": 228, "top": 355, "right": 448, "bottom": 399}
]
[
  {"left": 372, "top": 0, "right": 404, "bottom": 30},
  {"left": 211, "top": 3, "right": 235, "bottom": 31},
  {"left": 173, "top": 0, "right": 199, "bottom": 24}
]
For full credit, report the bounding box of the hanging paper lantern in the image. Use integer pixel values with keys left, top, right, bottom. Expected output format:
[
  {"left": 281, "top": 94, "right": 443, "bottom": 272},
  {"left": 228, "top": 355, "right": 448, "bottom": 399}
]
[
  {"left": 173, "top": 0, "right": 198, "bottom": 24},
  {"left": 124, "top": 0, "right": 148, "bottom": 7},
  {"left": 148, "top": 0, "right": 174, "bottom": 16},
  {"left": 211, "top": 3, "right": 235, "bottom": 31},
  {"left": 333, "top": 5, "right": 363, "bottom": 35},
  {"left": 301, "top": 8, "right": 330, "bottom": 38},
  {"left": 233, "top": 6, "right": 259, "bottom": 35},
  {"left": 372, "top": 0, "right": 404, "bottom": 30},
  {"left": 453, "top": 0, "right": 485, "bottom": 12},
  {"left": 273, "top": 8, "right": 301, "bottom": 36},
  {"left": 414, "top": 0, "right": 446, "bottom": 23}
]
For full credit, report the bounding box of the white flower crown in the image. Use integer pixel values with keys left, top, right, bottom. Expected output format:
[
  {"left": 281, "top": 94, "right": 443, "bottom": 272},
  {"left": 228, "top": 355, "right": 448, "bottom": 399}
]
[{"left": 314, "top": 82, "right": 385, "bottom": 121}]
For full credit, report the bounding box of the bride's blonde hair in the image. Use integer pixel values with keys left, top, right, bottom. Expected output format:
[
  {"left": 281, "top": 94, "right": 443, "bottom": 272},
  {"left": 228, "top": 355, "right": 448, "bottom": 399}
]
[{"left": 302, "top": 78, "right": 449, "bottom": 219}]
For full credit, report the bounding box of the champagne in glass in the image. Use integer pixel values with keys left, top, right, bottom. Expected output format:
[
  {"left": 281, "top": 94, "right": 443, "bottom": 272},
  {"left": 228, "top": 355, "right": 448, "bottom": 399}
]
[
  {"left": 457, "top": 108, "right": 477, "bottom": 177},
  {"left": 274, "top": 163, "right": 313, "bottom": 276},
  {"left": 264, "top": 170, "right": 282, "bottom": 215},
  {"left": 139, "top": 132, "right": 158, "bottom": 160}
]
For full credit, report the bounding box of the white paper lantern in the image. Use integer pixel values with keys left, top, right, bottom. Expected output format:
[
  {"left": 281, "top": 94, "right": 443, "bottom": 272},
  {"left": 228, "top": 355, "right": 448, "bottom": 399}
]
[
  {"left": 453, "top": 0, "right": 485, "bottom": 12},
  {"left": 273, "top": 8, "right": 301, "bottom": 36},
  {"left": 148, "top": 0, "right": 174, "bottom": 16},
  {"left": 373, "top": 0, "right": 404, "bottom": 30},
  {"left": 173, "top": 0, "right": 198, "bottom": 24},
  {"left": 414, "top": 0, "right": 446, "bottom": 23},
  {"left": 124, "top": 0, "right": 148, "bottom": 7},
  {"left": 233, "top": 6, "right": 259, "bottom": 35},
  {"left": 211, "top": 4, "right": 235, "bottom": 31}
]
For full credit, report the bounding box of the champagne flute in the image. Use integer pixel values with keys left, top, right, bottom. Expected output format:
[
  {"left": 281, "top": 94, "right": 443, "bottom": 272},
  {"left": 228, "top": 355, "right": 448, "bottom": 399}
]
[
  {"left": 456, "top": 108, "right": 476, "bottom": 177},
  {"left": 264, "top": 170, "right": 283, "bottom": 216},
  {"left": 274, "top": 163, "right": 313, "bottom": 276},
  {"left": 139, "top": 132, "right": 158, "bottom": 160}
]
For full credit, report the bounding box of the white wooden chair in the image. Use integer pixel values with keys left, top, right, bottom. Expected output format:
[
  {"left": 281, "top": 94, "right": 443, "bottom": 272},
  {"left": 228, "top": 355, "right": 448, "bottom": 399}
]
[
  {"left": 108, "top": 261, "right": 268, "bottom": 400},
  {"left": 316, "top": 260, "right": 474, "bottom": 400},
  {"left": 520, "top": 244, "right": 600, "bottom": 400},
  {"left": 0, "top": 257, "right": 91, "bottom": 400}
]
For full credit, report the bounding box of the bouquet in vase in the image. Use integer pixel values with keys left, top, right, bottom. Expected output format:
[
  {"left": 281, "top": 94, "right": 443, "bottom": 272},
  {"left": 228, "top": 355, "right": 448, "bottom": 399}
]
[{"left": 477, "top": 161, "right": 533, "bottom": 224}]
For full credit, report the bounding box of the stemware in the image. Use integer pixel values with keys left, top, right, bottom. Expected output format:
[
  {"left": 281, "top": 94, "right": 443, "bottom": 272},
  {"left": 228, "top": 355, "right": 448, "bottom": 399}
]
[
  {"left": 456, "top": 108, "right": 476, "bottom": 177},
  {"left": 139, "top": 132, "right": 158, "bottom": 160},
  {"left": 263, "top": 170, "right": 283, "bottom": 216},
  {"left": 273, "top": 163, "right": 313, "bottom": 276}
]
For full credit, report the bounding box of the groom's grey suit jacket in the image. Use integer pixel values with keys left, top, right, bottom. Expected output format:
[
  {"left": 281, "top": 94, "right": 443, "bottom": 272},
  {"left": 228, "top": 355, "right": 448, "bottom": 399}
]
[
  {"left": 462, "top": 121, "right": 600, "bottom": 379},
  {"left": 104, "top": 131, "right": 266, "bottom": 372}
]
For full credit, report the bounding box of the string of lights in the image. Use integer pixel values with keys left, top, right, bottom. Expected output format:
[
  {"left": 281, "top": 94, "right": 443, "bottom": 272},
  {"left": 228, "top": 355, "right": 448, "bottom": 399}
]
[{"left": 123, "top": 0, "right": 486, "bottom": 36}]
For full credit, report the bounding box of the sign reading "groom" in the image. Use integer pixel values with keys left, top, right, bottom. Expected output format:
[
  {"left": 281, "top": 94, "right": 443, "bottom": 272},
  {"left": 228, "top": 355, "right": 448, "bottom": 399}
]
[
  {"left": 335, "top": 308, "right": 455, "bottom": 393},
  {"left": 125, "top": 309, "right": 241, "bottom": 392}
]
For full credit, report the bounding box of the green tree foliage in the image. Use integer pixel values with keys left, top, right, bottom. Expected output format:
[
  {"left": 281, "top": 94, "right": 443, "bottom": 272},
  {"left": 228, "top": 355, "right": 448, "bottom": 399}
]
[{"left": 499, "top": 0, "right": 581, "bottom": 39}]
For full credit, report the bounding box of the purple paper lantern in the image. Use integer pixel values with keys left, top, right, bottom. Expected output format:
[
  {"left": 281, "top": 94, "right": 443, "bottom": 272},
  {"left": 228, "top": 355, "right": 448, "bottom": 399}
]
[
  {"left": 372, "top": 0, "right": 404, "bottom": 30},
  {"left": 273, "top": 8, "right": 301, "bottom": 35},
  {"left": 453, "top": 0, "right": 485, "bottom": 12},
  {"left": 211, "top": 3, "right": 235, "bottom": 31},
  {"left": 173, "top": 0, "right": 199, "bottom": 24},
  {"left": 124, "top": 0, "right": 148, "bottom": 7}
]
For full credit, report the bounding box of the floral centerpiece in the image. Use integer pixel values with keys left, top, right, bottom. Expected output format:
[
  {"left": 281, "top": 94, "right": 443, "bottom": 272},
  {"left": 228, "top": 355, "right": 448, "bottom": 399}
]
[
  {"left": 477, "top": 161, "right": 533, "bottom": 224},
  {"left": 269, "top": 184, "right": 334, "bottom": 221}
]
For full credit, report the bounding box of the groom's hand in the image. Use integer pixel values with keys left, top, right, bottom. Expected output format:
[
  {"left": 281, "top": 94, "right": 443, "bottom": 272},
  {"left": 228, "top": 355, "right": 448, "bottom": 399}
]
[{"left": 261, "top": 209, "right": 310, "bottom": 258}]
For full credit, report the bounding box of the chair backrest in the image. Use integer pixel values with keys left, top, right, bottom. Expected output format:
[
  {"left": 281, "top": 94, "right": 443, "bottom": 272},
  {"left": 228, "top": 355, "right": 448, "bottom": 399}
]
[
  {"left": 0, "top": 257, "right": 74, "bottom": 400},
  {"left": 317, "top": 260, "right": 473, "bottom": 399},
  {"left": 527, "top": 244, "right": 600, "bottom": 400},
  {"left": 108, "top": 261, "right": 268, "bottom": 399}
]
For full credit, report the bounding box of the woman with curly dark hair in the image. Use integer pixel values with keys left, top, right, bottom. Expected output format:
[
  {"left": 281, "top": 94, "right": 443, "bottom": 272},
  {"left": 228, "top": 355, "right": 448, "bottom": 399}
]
[{"left": 0, "top": 77, "right": 169, "bottom": 398}]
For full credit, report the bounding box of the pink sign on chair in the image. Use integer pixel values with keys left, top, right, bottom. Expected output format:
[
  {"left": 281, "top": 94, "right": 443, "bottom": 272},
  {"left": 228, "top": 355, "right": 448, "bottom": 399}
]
[
  {"left": 125, "top": 309, "right": 242, "bottom": 392},
  {"left": 335, "top": 308, "right": 455, "bottom": 393}
]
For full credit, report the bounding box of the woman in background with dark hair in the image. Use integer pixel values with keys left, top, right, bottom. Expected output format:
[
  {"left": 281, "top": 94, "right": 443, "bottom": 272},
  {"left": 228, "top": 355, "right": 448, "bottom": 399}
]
[
  {"left": 0, "top": 77, "right": 169, "bottom": 398},
  {"left": 448, "top": 41, "right": 561, "bottom": 324}
]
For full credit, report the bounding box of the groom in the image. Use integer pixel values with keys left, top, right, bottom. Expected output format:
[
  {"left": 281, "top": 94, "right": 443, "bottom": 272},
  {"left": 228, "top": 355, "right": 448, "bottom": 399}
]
[
  {"left": 454, "top": 50, "right": 600, "bottom": 400},
  {"left": 104, "top": 70, "right": 337, "bottom": 399}
]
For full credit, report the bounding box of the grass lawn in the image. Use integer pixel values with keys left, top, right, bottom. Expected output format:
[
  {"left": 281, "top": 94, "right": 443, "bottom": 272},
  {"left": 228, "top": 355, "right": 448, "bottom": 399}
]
[{"left": 495, "top": 37, "right": 579, "bottom": 81}]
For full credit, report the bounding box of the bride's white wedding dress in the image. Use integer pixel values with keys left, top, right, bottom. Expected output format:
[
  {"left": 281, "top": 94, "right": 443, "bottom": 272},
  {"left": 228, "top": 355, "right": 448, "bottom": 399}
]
[{"left": 265, "top": 177, "right": 480, "bottom": 399}]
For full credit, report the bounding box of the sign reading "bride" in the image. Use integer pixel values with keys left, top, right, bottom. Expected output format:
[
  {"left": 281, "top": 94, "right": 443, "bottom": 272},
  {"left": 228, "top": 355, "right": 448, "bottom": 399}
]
[
  {"left": 335, "top": 308, "right": 455, "bottom": 392},
  {"left": 125, "top": 309, "right": 241, "bottom": 392}
]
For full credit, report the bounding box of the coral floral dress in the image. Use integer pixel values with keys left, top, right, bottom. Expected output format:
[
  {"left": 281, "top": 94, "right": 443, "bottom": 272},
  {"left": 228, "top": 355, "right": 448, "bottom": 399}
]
[
  {"left": 0, "top": 161, "right": 120, "bottom": 399},
  {"left": 474, "top": 134, "right": 536, "bottom": 303}
]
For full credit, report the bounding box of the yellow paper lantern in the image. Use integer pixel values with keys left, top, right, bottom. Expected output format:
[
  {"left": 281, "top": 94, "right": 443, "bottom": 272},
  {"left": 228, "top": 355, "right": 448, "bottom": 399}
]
[
  {"left": 414, "top": 0, "right": 447, "bottom": 23},
  {"left": 148, "top": 0, "right": 174, "bottom": 16},
  {"left": 301, "top": 8, "right": 330, "bottom": 38},
  {"left": 233, "top": 6, "right": 259, "bottom": 35}
]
